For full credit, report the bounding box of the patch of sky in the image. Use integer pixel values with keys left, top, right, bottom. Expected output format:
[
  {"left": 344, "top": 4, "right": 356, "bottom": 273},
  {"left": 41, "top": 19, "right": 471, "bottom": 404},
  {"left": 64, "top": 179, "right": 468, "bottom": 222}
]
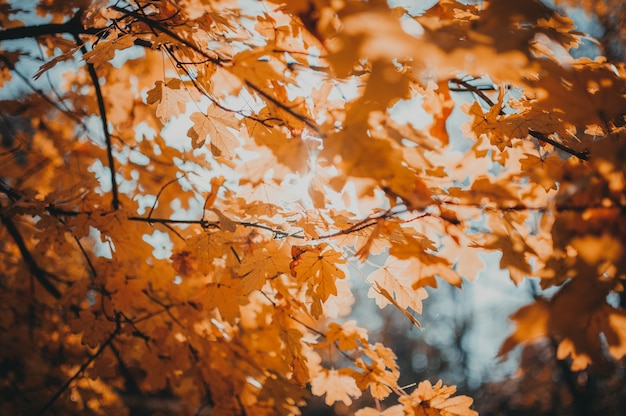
[
  {"left": 89, "top": 225, "right": 112, "bottom": 259},
  {"left": 118, "top": 169, "right": 140, "bottom": 194},
  {"left": 134, "top": 194, "right": 156, "bottom": 215},
  {"left": 387, "top": 0, "right": 438, "bottom": 16},
  {"left": 389, "top": 94, "right": 433, "bottom": 130},
  {"left": 239, "top": 0, "right": 267, "bottom": 16},
  {"left": 88, "top": 159, "right": 111, "bottom": 194},
  {"left": 170, "top": 195, "right": 204, "bottom": 220},
  {"left": 142, "top": 229, "right": 174, "bottom": 259},
  {"left": 110, "top": 44, "right": 146, "bottom": 69}
]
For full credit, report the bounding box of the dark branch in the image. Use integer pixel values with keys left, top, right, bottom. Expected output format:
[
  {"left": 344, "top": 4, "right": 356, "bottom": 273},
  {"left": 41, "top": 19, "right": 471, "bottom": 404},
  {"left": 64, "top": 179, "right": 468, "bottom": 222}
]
[
  {"left": 449, "top": 78, "right": 590, "bottom": 162},
  {"left": 245, "top": 80, "right": 322, "bottom": 136},
  {"left": 73, "top": 35, "right": 120, "bottom": 210},
  {"left": 528, "top": 130, "right": 589, "bottom": 161},
  {"left": 0, "top": 10, "right": 98, "bottom": 42},
  {"left": 450, "top": 78, "right": 498, "bottom": 108},
  {"left": 0, "top": 212, "right": 62, "bottom": 299},
  {"left": 110, "top": 5, "right": 225, "bottom": 65},
  {"left": 37, "top": 317, "right": 120, "bottom": 415}
]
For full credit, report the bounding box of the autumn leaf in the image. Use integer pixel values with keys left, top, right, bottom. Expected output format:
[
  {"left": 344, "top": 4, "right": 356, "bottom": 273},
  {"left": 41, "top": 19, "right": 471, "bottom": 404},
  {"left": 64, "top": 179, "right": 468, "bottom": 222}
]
[
  {"left": 498, "top": 300, "right": 550, "bottom": 358},
  {"left": 310, "top": 369, "right": 362, "bottom": 406},
  {"left": 293, "top": 243, "right": 347, "bottom": 302},
  {"left": 203, "top": 273, "right": 248, "bottom": 322},
  {"left": 187, "top": 104, "right": 240, "bottom": 156},
  {"left": 326, "top": 320, "right": 368, "bottom": 351},
  {"left": 70, "top": 311, "right": 116, "bottom": 348},
  {"left": 146, "top": 78, "right": 190, "bottom": 122},
  {"left": 355, "top": 405, "right": 404, "bottom": 416},
  {"left": 3, "top": 1, "right": 626, "bottom": 415},
  {"left": 399, "top": 380, "right": 478, "bottom": 416},
  {"left": 83, "top": 33, "right": 136, "bottom": 68},
  {"left": 238, "top": 243, "right": 291, "bottom": 295}
]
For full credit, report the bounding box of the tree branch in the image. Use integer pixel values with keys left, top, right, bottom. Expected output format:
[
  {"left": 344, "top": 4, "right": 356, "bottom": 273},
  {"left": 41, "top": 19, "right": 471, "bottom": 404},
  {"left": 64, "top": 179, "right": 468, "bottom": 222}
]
[
  {"left": 0, "top": 10, "right": 98, "bottom": 42},
  {"left": 37, "top": 319, "right": 120, "bottom": 416},
  {"left": 449, "top": 78, "right": 590, "bottom": 161},
  {"left": 109, "top": 5, "right": 225, "bottom": 65},
  {"left": 112, "top": 5, "right": 321, "bottom": 136},
  {"left": 245, "top": 80, "right": 322, "bottom": 136},
  {"left": 0, "top": 212, "right": 61, "bottom": 299},
  {"left": 73, "top": 35, "right": 120, "bottom": 210},
  {"left": 528, "top": 130, "right": 589, "bottom": 161}
]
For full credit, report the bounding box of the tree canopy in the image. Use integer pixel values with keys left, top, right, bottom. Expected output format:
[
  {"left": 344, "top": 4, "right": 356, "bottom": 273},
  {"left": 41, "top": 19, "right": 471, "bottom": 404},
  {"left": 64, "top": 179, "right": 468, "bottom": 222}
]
[{"left": 0, "top": 0, "right": 625, "bottom": 414}]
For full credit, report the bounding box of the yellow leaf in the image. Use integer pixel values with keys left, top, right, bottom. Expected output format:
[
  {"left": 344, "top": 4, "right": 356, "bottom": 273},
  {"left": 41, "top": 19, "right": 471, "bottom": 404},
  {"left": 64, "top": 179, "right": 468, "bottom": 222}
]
[
  {"left": 368, "top": 257, "right": 429, "bottom": 315},
  {"left": 498, "top": 300, "right": 550, "bottom": 358},
  {"left": 372, "top": 282, "right": 423, "bottom": 329},
  {"left": 355, "top": 405, "right": 404, "bottom": 416},
  {"left": 326, "top": 320, "right": 368, "bottom": 350}
]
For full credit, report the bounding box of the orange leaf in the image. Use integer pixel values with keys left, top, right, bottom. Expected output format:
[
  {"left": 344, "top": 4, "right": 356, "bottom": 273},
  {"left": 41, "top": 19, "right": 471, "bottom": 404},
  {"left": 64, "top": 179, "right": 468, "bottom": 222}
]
[
  {"left": 187, "top": 105, "right": 240, "bottom": 156},
  {"left": 146, "top": 78, "right": 189, "bottom": 122},
  {"left": 293, "top": 243, "right": 346, "bottom": 302},
  {"left": 310, "top": 369, "right": 362, "bottom": 406}
]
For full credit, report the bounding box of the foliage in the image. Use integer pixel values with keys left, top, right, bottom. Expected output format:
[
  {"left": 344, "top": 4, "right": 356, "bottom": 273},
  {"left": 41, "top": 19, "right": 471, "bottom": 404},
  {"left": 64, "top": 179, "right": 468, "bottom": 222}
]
[{"left": 0, "top": 0, "right": 625, "bottom": 414}]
